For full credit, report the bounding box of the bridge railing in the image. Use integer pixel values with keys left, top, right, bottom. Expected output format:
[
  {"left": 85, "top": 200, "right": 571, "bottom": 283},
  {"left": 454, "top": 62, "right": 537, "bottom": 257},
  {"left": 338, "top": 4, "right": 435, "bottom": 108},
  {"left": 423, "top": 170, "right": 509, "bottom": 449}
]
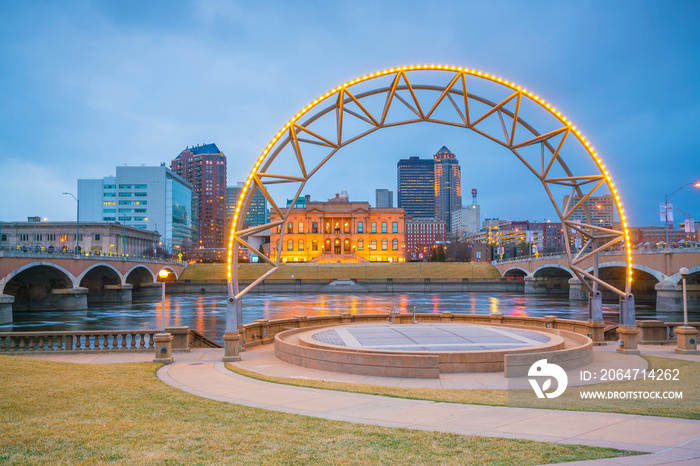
[
  {"left": 0, "top": 247, "right": 183, "bottom": 265},
  {"left": 492, "top": 246, "right": 700, "bottom": 265}
]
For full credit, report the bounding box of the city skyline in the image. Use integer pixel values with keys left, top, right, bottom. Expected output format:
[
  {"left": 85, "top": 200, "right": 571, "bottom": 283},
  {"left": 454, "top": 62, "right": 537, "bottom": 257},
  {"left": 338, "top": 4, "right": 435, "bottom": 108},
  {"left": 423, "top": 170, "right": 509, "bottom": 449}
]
[{"left": 1, "top": 2, "right": 699, "bottom": 227}]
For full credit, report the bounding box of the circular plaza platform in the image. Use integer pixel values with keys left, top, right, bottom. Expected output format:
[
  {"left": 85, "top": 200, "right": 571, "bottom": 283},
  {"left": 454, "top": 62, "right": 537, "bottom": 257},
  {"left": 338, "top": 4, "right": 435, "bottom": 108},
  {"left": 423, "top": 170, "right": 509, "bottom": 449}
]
[{"left": 274, "top": 323, "right": 592, "bottom": 379}]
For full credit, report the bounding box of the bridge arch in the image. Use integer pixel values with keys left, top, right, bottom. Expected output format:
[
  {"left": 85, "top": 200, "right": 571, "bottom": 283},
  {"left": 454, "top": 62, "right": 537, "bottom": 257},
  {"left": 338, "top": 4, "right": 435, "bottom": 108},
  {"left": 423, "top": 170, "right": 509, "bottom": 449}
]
[
  {"left": 502, "top": 266, "right": 529, "bottom": 279},
  {"left": 532, "top": 264, "right": 574, "bottom": 278},
  {"left": 0, "top": 262, "right": 78, "bottom": 294},
  {"left": 226, "top": 65, "right": 635, "bottom": 330},
  {"left": 0, "top": 262, "right": 76, "bottom": 311},
  {"left": 76, "top": 263, "right": 124, "bottom": 287},
  {"left": 667, "top": 265, "right": 700, "bottom": 285},
  {"left": 125, "top": 265, "right": 156, "bottom": 289}
]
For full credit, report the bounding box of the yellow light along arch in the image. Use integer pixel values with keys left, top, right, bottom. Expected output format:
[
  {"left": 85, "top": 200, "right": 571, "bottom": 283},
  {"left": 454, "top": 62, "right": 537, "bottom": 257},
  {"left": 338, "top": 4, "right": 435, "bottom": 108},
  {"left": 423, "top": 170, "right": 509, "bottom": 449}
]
[{"left": 226, "top": 64, "right": 635, "bottom": 335}]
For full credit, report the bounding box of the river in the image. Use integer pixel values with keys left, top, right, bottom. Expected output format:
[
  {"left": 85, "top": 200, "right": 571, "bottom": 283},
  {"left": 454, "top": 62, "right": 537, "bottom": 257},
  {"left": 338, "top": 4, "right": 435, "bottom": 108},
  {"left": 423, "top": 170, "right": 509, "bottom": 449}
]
[{"left": 3, "top": 292, "right": 691, "bottom": 344}]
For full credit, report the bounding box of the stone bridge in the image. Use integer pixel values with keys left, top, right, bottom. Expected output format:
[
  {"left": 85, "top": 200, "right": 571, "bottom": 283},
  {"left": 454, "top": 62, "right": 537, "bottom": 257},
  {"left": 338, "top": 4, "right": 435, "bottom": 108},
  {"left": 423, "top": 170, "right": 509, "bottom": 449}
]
[
  {"left": 493, "top": 248, "right": 700, "bottom": 312},
  {"left": 0, "top": 251, "right": 186, "bottom": 324}
]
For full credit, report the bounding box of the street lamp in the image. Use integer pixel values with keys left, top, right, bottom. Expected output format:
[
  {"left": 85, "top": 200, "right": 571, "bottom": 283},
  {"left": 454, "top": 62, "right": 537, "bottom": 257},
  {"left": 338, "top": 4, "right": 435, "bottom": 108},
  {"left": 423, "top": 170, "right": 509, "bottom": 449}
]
[
  {"left": 62, "top": 192, "right": 79, "bottom": 255},
  {"left": 680, "top": 267, "right": 689, "bottom": 327},
  {"left": 663, "top": 182, "right": 700, "bottom": 249},
  {"left": 158, "top": 269, "right": 169, "bottom": 332}
]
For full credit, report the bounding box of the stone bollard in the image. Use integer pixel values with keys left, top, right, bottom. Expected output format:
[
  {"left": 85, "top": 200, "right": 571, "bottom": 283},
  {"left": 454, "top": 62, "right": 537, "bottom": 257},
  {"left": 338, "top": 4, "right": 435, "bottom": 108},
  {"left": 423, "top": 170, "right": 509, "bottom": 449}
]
[
  {"left": 440, "top": 311, "right": 452, "bottom": 322},
  {"left": 222, "top": 332, "right": 241, "bottom": 362},
  {"left": 543, "top": 315, "right": 557, "bottom": 329},
  {"left": 490, "top": 312, "right": 504, "bottom": 325},
  {"left": 616, "top": 326, "right": 640, "bottom": 355},
  {"left": 587, "top": 320, "right": 606, "bottom": 346},
  {"left": 675, "top": 326, "right": 699, "bottom": 354},
  {"left": 153, "top": 333, "right": 174, "bottom": 364}
]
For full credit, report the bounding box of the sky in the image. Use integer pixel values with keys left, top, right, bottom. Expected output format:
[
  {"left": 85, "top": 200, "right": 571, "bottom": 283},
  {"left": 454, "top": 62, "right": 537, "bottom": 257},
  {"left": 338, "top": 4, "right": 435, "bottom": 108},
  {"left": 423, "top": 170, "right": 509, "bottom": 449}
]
[{"left": 1, "top": 0, "right": 699, "bottom": 227}]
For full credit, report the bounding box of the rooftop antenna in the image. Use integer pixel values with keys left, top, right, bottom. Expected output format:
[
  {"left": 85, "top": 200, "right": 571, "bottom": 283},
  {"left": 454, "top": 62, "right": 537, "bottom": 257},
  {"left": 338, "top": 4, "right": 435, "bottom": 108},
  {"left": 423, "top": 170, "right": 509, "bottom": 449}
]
[{"left": 471, "top": 187, "right": 477, "bottom": 205}]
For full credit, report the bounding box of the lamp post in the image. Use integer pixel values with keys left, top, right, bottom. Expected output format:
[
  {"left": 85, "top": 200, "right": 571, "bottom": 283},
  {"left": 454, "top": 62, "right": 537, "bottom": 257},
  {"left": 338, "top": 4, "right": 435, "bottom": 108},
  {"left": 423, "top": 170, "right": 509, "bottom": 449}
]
[
  {"left": 680, "top": 267, "right": 689, "bottom": 327},
  {"left": 153, "top": 268, "right": 174, "bottom": 364},
  {"left": 62, "top": 192, "right": 79, "bottom": 255},
  {"left": 675, "top": 267, "right": 698, "bottom": 354},
  {"left": 664, "top": 182, "right": 700, "bottom": 249}
]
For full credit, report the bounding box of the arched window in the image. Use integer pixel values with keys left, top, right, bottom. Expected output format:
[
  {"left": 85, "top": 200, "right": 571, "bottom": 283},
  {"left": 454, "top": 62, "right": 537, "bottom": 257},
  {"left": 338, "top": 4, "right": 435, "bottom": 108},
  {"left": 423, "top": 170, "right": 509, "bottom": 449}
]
[
  {"left": 371, "top": 239, "right": 377, "bottom": 251},
  {"left": 381, "top": 239, "right": 388, "bottom": 250},
  {"left": 344, "top": 239, "right": 351, "bottom": 251},
  {"left": 298, "top": 239, "right": 304, "bottom": 251},
  {"left": 392, "top": 239, "right": 399, "bottom": 250},
  {"left": 324, "top": 239, "right": 331, "bottom": 252},
  {"left": 312, "top": 239, "right": 318, "bottom": 251},
  {"left": 334, "top": 238, "right": 341, "bottom": 254},
  {"left": 287, "top": 239, "right": 293, "bottom": 251},
  {"left": 358, "top": 239, "right": 364, "bottom": 251}
]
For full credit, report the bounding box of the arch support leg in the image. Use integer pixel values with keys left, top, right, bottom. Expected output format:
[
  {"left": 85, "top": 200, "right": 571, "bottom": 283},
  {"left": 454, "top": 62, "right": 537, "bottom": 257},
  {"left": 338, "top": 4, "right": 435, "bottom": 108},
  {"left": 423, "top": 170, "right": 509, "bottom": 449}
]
[
  {"left": 617, "top": 293, "right": 639, "bottom": 354},
  {"left": 223, "top": 297, "right": 242, "bottom": 362}
]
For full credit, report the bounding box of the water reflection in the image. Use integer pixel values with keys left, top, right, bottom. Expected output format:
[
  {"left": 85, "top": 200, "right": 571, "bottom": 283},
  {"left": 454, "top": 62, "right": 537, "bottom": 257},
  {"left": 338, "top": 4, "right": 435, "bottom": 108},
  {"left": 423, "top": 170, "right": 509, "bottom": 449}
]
[{"left": 2, "top": 292, "right": 692, "bottom": 344}]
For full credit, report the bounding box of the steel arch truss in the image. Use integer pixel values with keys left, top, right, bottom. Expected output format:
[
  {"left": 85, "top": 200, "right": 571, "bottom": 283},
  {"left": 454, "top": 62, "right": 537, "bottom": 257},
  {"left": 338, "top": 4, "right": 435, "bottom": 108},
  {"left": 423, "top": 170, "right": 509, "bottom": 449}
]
[{"left": 227, "top": 65, "right": 633, "bottom": 328}]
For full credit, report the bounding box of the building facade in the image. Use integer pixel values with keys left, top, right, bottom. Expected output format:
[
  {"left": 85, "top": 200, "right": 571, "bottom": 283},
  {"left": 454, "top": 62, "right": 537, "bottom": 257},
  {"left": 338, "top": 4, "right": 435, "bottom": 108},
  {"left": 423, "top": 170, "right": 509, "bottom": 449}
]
[
  {"left": 227, "top": 183, "right": 268, "bottom": 229},
  {"left": 565, "top": 194, "right": 614, "bottom": 227},
  {"left": 171, "top": 143, "right": 227, "bottom": 251},
  {"left": 269, "top": 194, "right": 406, "bottom": 263},
  {"left": 397, "top": 156, "right": 435, "bottom": 218},
  {"left": 452, "top": 204, "right": 480, "bottom": 239},
  {"left": 405, "top": 217, "right": 447, "bottom": 260},
  {"left": 77, "top": 165, "right": 193, "bottom": 254},
  {"left": 433, "top": 146, "right": 462, "bottom": 232},
  {"left": 0, "top": 221, "right": 158, "bottom": 257},
  {"left": 375, "top": 189, "right": 393, "bottom": 208}
]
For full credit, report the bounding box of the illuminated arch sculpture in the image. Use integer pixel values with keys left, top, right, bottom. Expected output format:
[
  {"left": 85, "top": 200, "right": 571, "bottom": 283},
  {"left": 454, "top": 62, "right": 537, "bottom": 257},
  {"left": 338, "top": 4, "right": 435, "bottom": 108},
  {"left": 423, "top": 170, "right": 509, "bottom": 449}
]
[{"left": 225, "top": 65, "right": 636, "bottom": 341}]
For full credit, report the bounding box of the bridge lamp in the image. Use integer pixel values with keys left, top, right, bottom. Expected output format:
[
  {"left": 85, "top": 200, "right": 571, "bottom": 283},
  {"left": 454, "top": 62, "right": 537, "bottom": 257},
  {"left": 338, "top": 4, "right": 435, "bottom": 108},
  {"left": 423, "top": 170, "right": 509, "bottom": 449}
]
[
  {"left": 158, "top": 269, "right": 170, "bottom": 332},
  {"left": 680, "top": 267, "right": 689, "bottom": 327}
]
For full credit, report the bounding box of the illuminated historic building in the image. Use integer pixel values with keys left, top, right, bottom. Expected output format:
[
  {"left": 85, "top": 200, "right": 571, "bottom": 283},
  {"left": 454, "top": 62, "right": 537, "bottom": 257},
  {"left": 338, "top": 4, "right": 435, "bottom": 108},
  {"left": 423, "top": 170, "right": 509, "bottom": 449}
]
[
  {"left": 269, "top": 193, "right": 406, "bottom": 263},
  {"left": 433, "top": 146, "right": 462, "bottom": 233}
]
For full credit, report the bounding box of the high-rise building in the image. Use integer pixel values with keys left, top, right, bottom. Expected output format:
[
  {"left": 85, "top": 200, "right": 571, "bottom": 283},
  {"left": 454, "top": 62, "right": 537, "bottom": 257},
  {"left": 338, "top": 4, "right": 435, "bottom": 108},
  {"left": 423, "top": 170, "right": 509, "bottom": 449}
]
[
  {"left": 397, "top": 156, "right": 435, "bottom": 218},
  {"left": 452, "top": 205, "right": 480, "bottom": 239},
  {"left": 565, "top": 194, "right": 614, "bottom": 227},
  {"left": 227, "top": 183, "right": 268, "bottom": 229},
  {"left": 433, "top": 146, "right": 462, "bottom": 233},
  {"left": 171, "top": 143, "right": 227, "bottom": 250},
  {"left": 375, "top": 189, "right": 393, "bottom": 208},
  {"left": 77, "top": 165, "right": 194, "bottom": 253}
]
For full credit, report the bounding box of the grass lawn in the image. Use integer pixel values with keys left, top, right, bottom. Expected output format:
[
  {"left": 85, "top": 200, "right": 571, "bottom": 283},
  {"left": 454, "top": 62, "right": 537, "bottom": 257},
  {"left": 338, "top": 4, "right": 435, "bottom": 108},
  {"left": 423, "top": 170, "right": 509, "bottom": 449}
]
[
  {"left": 181, "top": 262, "right": 502, "bottom": 281},
  {"left": 0, "top": 356, "right": 634, "bottom": 465},
  {"left": 228, "top": 356, "right": 699, "bottom": 420}
]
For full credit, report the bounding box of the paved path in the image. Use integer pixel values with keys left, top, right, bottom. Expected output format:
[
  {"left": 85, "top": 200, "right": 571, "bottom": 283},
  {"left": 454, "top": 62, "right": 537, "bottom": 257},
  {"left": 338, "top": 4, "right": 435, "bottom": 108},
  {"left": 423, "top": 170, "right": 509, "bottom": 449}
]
[{"left": 17, "top": 345, "right": 700, "bottom": 465}]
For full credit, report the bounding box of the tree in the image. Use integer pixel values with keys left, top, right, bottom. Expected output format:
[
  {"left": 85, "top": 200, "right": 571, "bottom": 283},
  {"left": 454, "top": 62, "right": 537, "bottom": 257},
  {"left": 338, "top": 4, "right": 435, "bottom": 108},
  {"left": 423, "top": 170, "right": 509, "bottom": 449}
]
[{"left": 437, "top": 245, "right": 446, "bottom": 262}]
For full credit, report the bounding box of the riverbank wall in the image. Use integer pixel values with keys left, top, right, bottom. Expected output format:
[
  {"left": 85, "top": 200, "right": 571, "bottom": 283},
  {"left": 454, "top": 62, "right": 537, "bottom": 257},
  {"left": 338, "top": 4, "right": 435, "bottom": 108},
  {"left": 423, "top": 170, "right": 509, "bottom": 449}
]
[{"left": 168, "top": 278, "right": 524, "bottom": 294}]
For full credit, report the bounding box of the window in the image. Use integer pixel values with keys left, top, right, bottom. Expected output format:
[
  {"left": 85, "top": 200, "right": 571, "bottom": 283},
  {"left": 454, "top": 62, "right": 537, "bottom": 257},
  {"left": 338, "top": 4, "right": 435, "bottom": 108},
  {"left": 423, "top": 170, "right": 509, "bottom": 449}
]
[
  {"left": 358, "top": 239, "right": 364, "bottom": 251},
  {"left": 134, "top": 184, "right": 147, "bottom": 189},
  {"left": 325, "top": 223, "right": 331, "bottom": 234},
  {"left": 134, "top": 208, "right": 146, "bottom": 213},
  {"left": 382, "top": 239, "right": 388, "bottom": 250},
  {"left": 118, "top": 184, "right": 132, "bottom": 189},
  {"left": 19, "top": 234, "right": 29, "bottom": 242},
  {"left": 134, "top": 217, "right": 146, "bottom": 221},
  {"left": 103, "top": 217, "right": 116, "bottom": 221},
  {"left": 118, "top": 217, "right": 131, "bottom": 222},
  {"left": 392, "top": 239, "right": 399, "bottom": 250},
  {"left": 103, "top": 201, "right": 116, "bottom": 206},
  {"left": 382, "top": 222, "right": 387, "bottom": 233},
  {"left": 344, "top": 239, "right": 350, "bottom": 251},
  {"left": 104, "top": 209, "right": 116, "bottom": 213},
  {"left": 312, "top": 239, "right": 318, "bottom": 251},
  {"left": 298, "top": 222, "right": 304, "bottom": 234},
  {"left": 34, "top": 234, "right": 42, "bottom": 241},
  {"left": 357, "top": 222, "right": 363, "bottom": 233},
  {"left": 47, "top": 234, "right": 55, "bottom": 241},
  {"left": 287, "top": 222, "right": 293, "bottom": 234},
  {"left": 287, "top": 239, "right": 293, "bottom": 251},
  {"left": 119, "top": 192, "right": 132, "bottom": 197},
  {"left": 371, "top": 222, "right": 377, "bottom": 233},
  {"left": 95, "top": 234, "right": 101, "bottom": 241},
  {"left": 371, "top": 239, "right": 377, "bottom": 251},
  {"left": 134, "top": 201, "right": 147, "bottom": 205},
  {"left": 135, "top": 192, "right": 147, "bottom": 197},
  {"left": 119, "top": 209, "right": 132, "bottom": 213},
  {"left": 104, "top": 184, "right": 116, "bottom": 189},
  {"left": 119, "top": 201, "right": 132, "bottom": 205},
  {"left": 334, "top": 223, "right": 340, "bottom": 234},
  {"left": 343, "top": 223, "right": 350, "bottom": 234},
  {"left": 298, "top": 239, "right": 304, "bottom": 251},
  {"left": 312, "top": 222, "right": 318, "bottom": 233},
  {"left": 392, "top": 222, "right": 398, "bottom": 234},
  {"left": 104, "top": 193, "right": 116, "bottom": 197},
  {"left": 324, "top": 239, "right": 331, "bottom": 252},
  {"left": 276, "top": 225, "right": 281, "bottom": 233},
  {"left": 1, "top": 234, "right": 7, "bottom": 241}
]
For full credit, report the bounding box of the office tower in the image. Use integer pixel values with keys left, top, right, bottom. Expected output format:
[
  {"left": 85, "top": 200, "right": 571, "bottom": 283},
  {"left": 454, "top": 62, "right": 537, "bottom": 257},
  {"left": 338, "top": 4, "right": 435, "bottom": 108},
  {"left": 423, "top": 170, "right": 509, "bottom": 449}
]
[
  {"left": 433, "top": 146, "right": 462, "bottom": 233},
  {"left": 375, "top": 189, "right": 393, "bottom": 208},
  {"left": 452, "top": 205, "right": 480, "bottom": 238},
  {"left": 77, "top": 165, "right": 194, "bottom": 253},
  {"left": 397, "top": 156, "right": 435, "bottom": 218},
  {"left": 171, "top": 143, "right": 227, "bottom": 250},
  {"left": 565, "top": 194, "right": 614, "bottom": 227},
  {"left": 227, "top": 182, "right": 268, "bottom": 228}
]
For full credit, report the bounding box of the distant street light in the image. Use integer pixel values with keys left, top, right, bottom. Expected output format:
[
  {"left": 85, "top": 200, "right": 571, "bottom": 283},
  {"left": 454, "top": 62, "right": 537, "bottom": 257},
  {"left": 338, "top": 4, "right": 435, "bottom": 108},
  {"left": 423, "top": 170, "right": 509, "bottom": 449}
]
[
  {"left": 62, "top": 193, "right": 79, "bottom": 255},
  {"left": 664, "top": 182, "right": 700, "bottom": 249}
]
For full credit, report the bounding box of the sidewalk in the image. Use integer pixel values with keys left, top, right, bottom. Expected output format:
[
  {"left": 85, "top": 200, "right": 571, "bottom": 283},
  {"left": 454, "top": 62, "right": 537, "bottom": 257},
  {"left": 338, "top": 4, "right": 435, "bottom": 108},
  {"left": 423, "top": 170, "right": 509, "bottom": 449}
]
[{"left": 17, "top": 345, "right": 700, "bottom": 465}]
